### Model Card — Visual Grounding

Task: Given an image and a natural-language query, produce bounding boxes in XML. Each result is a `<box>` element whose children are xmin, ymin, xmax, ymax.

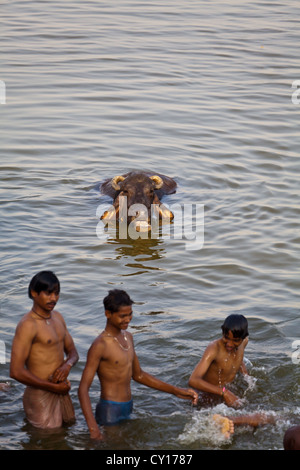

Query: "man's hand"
<box><xmin>51</xmin><ymin>379</ymin><xmax>71</xmax><ymax>395</ymax></box>
<box><xmin>174</xmin><ymin>387</ymin><xmax>198</xmax><ymax>405</ymax></box>
<box><xmin>51</xmin><ymin>362</ymin><xmax>72</xmax><ymax>384</ymax></box>
<box><xmin>90</xmin><ymin>427</ymin><xmax>104</xmax><ymax>441</ymax></box>
<box><xmin>223</xmin><ymin>389</ymin><xmax>242</xmax><ymax>408</ymax></box>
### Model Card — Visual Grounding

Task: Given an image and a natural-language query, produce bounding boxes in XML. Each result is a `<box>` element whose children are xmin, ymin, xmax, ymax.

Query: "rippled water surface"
<box><xmin>1</xmin><ymin>0</ymin><xmax>299</xmax><ymax>450</ymax></box>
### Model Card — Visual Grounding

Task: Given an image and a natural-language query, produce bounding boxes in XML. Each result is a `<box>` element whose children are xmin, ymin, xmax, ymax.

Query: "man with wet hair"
<box><xmin>189</xmin><ymin>314</ymin><xmax>249</xmax><ymax>408</ymax></box>
<box><xmin>189</xmin><ymin>314</ymin><xmax>274</xmax><ymax>437</ymax></box>
<box><xmin>221</xmin><ymin>314</ymin><xmax>249</xmax><ymax>342</ymax></box>
<box><xmin>78</xmin><ymin>289</ymin><xmax>198</xmax><ymax>440</ymax></box>
<box><xmin>10</xmin><ymin>271</ymin><xmax>79</xmax><ymax>429</ymax></box>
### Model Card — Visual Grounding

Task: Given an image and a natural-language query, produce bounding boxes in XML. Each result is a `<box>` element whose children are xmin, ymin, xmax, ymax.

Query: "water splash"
<box><xmin>243</xmin><ymin>373</ymin><xmax>257</xmax><ymax>392</ymax></box>
<box><xmin>178</xmin><ymin>403</ymin><xmax>292</xmax><ymax>449</ymax></box>
<box><xmin>178</xmin><ymin>404</ymin><xmax>234</xmax><ymax>447</ymax></box>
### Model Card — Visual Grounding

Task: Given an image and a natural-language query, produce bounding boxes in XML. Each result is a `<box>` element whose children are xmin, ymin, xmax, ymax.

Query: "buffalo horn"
<box><xmin>150</xmin><ymin>175</ymin><xmax>163</xmax><ymax>189</ymax></box>
<box><xmin>111</xmin><ymin>175</ymin><xmax>125</xmax><ymax>190</ymax></box>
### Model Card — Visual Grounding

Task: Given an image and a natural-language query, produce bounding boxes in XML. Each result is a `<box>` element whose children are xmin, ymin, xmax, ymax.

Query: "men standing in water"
<box><xmin>78</xmin><ymin>289</ymin><xmax>198</xmax><ymax>440</ymax></box>
<box><xmin>10</xmin><ymin>271</ymin><xmax>79</xmax><ymax>429</ymax></box>
<box><xmin>189</xmin><ymin>314</ymin><xmax>273</xmax><ymax>436</ymax></box>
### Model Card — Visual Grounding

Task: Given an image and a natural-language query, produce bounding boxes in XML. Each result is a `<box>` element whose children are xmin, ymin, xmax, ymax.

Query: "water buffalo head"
<box><xmin>100</xmin><ymin>171</ymin><xmax>177</xmax><ymax>232</ymax></box>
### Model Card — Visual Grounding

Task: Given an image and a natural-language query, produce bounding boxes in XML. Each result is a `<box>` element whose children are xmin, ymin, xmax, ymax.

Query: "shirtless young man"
<box><xmin>78</xmin><ymin>289</ymin><xmax>198</xmax><ymax>440</ymax></box>
<box><xmin>189</xmin><ymin>314</ymin><xmax>273</xmax><ymax>436</ymax></box>
<box><xmin>189</xmin><ymin>314</ymin><xmax>249</xmax><ymax>408</ymax></box>
<box><xmin>10</xmin><ymin>271</ymin><xmax>79</xmax><ymax>429</ymax></box>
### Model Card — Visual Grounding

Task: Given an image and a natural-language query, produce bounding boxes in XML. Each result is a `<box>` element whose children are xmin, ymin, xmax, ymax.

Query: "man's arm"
<box><xmin>51</xmin><ymin>315</ymin><xmax>79</xmax><ymax>384</ymax></box>
<box><xmin>132</xmin><ymin>351</ymin><xmax>198</xmax><ymax>405</ymax></box>
<box><xmin>10</xmin><ymin>320</ymin><xmax>70</xmax><ymax>394</ymax></box>
<box><xmin>239</xmin><ymin>361</ymin><xmax>248</xmax><ymax>376</ymax></box>
<box><xmin>78</xmin><ymin>341</ymin><xmax>104</xmax><ymax>440</ymax></box>
<box><xmin>188</xmin><ymin>343</ymin><xmax>222</xmax><ymax>395</ymax></box>
<box><xmin>239</xmin><ymin>338</ymin><xmax>249</xmax><ymax>376</ymax></box>
<box><xmin>188</xmin><ymin>343</ymin><xmax>240</xmax><ymax>407</ymax></box>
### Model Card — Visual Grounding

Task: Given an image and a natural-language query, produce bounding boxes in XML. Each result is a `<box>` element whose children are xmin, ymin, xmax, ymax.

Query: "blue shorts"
<box><xmin>95</xmin><ymin>398</ymin><xmax>133</xmax><ymax>426</ymax></box>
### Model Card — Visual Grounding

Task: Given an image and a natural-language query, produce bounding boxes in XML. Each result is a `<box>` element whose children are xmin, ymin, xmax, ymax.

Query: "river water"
<box><xmin>0</xmin><ymin>0</ymin><xmax>299</xmax><ymax>451</ymax></box>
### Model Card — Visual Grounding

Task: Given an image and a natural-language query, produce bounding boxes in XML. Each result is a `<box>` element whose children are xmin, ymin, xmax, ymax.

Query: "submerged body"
<box><xmin>189</xmin><ymin>332</ymin><xmax>248</xmax><ymax>407</ymax></box>
<box><xmin>100</xmin><ymin>171</ymin><xmax>177</xmax><ymax>232</ymax></box>
<box><xmin>189</xmin><ymin>315</ymin><xmax>275</xmax><ymax>435</ymax></box>
<box><xmin>78</xmin><ymin>290</ymin><xmax>198</xmax><ymax>440</ymax></box>
<box><xmin>10</xmin><ymin>271</ymin><xmax>78</xmax><ymax>429</ymax></box>
<box><xmin>94</xmin><ymin>328</ymin><xmax>135</xmax><ymax>403</ymax></box>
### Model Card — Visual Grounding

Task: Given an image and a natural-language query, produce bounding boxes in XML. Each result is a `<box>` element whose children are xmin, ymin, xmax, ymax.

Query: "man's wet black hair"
<box><xmin>221</xmin><ymin>314</ymin><xmax>249</xmax><ymax>339</ymax></box>
<box><xmin>28</xmin><ymin>271</ymin><xmax>60</xmax><ymax>299</ymax></box>
<box><xmin>103</xmin><ymin>289</ymin><xmax>134</xmax><ymax>313</ymax></box>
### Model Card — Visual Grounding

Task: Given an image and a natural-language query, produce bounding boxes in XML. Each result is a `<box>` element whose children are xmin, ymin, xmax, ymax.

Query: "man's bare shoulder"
<box><xmin>88</xmin><ymin>332</ymin><xmax>109</xmax><ymax>352</ymax></box>
<box><xmin>93</xmin><ymin>331</ymin><xmax>106</xmax><ymax>344</ymax></box>
<box><xmin>51</xmin><ymin>309</ymin><xmax>65</xmax><ymax>324</ymax></box>
<box><xmin>16</xmin><ymin>311</ymin><xmax>37</xmax><ymax>330</ymax></box>
<box><xmin>13</xmin><ymin>312</ymin><xmax>38</xmax><ymax>344</ymax></box>
<box><xmin>125</xmin><ymin>330</ymin><xmax>134</xmax><ymax>343</ymax></box>
<box><xmin>197</xmin><ymin>339</ymin><xmax>220</xmax><ymax>364</ymax></box>
<box><xmin>204</xmin><ymin>339</ymin><xmax>220</xmax><ymax>355</ymax></box>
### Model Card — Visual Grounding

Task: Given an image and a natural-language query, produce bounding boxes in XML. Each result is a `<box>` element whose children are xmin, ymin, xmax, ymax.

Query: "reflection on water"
<box><xmin>96</xmin><ymin>218</ymin><xmax>168</xmax><ymax>275</ymax></box>
<box><xmin>110</xmin><ymin>237</ymin><xmax>166</xmax><ymax>276</ymax></box>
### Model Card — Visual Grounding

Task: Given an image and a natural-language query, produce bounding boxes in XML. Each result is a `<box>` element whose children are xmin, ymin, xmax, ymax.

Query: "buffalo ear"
<box><xmin>150</xmin><ymin>175</ymin><xmax>163</xmax><ymax>189</ymax></box>
<box><xmin>111</xmin><ymin>175</ymin><xmax>125</xmax><ymax>190</ymax></box>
